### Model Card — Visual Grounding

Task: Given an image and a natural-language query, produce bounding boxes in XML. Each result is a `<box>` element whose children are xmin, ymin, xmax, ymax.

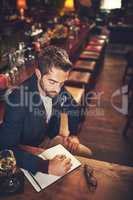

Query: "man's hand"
<box><xmin>48</xmin><ymin>155</ymin><xmax>72</xmax><ymax>176</ymax></box>
<box><xmin>67</xmin><ymin>136</ymin><xmax>80</xmax><ymax>153</ymax></box>
<box><xmin>60</xmin><ymin>136</ymin><xmax>80</xmax><ymax>153</ymax></box>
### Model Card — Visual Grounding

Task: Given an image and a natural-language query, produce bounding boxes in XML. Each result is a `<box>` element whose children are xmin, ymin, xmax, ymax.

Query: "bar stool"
<box><xmin>65</xmin><ymin>71</ymin><xmax>91</xmax><ymax>88</ymax></box>
<box><xmin>65</xmin><ymin>86</ymin><xmax>85</xmax><ymax>105</ymax></box>
<box><xmin>123</xmin><ymin>93</ymin><xmax>133</xmax><ymax>138</ymax></box>
<box><xmin>122</xmin><ymin>76</ymin><xmax>133</xmax><ymax>137</ymax></box>
<box><xmin>122</xmin><ymin>50</ymin><xmax>133</xmax><ymax>85</ymax></box>
<box><xmin>85</xmin><ymin>35</ymin><xmax>106</xmax><ymax>52</ymax></box>
<box><xmin>93</xmin><ymin>35</ymin><xmax>108</xmax><ymax>41</ymax></box>
<box><xmin>65</xmin><ymin>86</ymin><xmax>86</xmax><ymax>123</ymax></box>
<box><xmin>73</xmin><ymin>60</ymin><xmax>96</xmax><ymax>73</ymax></box>
<box><xmin>73</xmin><ymin>60</ymin><xmax>97</xmax><ymax>90</ymax></box>
<box><xmin>81</xmin><ymin>34</ymin><xmax>108</xmax><ymax>69</ymax></box>
<box><xmin>89</xmin><ymin>36</ymin><xmax>107</xmax><ymax>49</ymax></box>
<box><xmin>79</xmin><ymin>51</ymin><xmax>100</xmax><ymax>61</ymax></box>
<box><xmin>89</xmin><ymin>40</ymin><xmax>105</xmax><ymax>46</ymax></box>
<box><xmin>84</xmin><ymin>45</ymin><xmax>103</xmax><ymax>53</ymax></box>
<box><xmin>78</xmin><ymin>49</ymin><xmax>101</xmax><ymax>81</ymax></box>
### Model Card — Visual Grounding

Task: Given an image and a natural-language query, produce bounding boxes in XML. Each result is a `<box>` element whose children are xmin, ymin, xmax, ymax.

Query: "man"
<box><xmin>0</xmin><ymin>46</ymin><xmax>91</xmax><ymax>176</ymax></box>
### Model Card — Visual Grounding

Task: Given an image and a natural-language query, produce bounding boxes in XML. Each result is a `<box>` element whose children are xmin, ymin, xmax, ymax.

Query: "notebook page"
<box><xmin>21</xmin><ymin>144</ymin><xmax>81</xmax><ymax>192</ymax></box>
<box><xmin>40</xmin><ymin>144</ymin><xmax>81</xmax><ymax>171</ymax></box>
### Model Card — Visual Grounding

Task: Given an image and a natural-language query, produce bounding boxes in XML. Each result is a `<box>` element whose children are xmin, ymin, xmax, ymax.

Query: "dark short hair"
<box><xmin>36</xmin><ymin>46</ymin><xmax>72</xmax><ymax>75</ymax></box>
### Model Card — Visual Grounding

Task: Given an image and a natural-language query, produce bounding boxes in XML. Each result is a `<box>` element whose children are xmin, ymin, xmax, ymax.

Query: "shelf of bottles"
<box><xmin>0</xmin><ymin>2</ymin><xmax>92</xmax><ymax>93</ymax></box>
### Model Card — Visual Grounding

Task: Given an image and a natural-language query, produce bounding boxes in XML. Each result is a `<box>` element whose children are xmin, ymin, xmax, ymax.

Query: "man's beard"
<box><xmin>45</xmin><ymin>90</ymin><xmax>58</xmax><ymax>98</ymax></box>
<box><xmin>39</xmin><ymin>79</ymin><xmax>58</xmax><ymax>98</ymax></box>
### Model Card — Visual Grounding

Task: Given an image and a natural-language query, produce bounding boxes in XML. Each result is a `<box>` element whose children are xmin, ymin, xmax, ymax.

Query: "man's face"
<box><xmin>39</xmin><ymin>67</ymin><xmax>69</xmax><ymax>98</ymax></box>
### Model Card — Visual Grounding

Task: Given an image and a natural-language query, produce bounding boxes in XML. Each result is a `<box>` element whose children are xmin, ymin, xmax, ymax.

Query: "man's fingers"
<box><xmin>70</xmin><ymin>143</ymin><xmax>76</xmax><ymax>153</ymax></box>
<box><xmin>68</xmin><ymin>141</ymin><xmax>73</xmax><ymax>151</ymax></box>
<box><xmin>58</xmin><ymin>155</ymin><xmax>66</xmax><ymax>159</ymax></box>
<box><xmin>75</xmin><ymin>143</ymin><xmax>79</xmax><ymax>151</ymax></box>
<box><xmin>68</xmin><ymin>141</ymin><xmax>78</xmax><ymax>152</ymax></box>
<box><xmin>68</xmin><ymin>136</ymin><xmax>80</xmax><ymax>145</ymax></box>
<box><xmin>63</xmin><ymin>137</ymin><xmax>69</xmax><ymax>147</ymax></box>
<box><xmin>65</xmin><ymin>163</ymin><xmax>72</xmax><ymax>172</ymax></box>
<box><xmin>63</xmin><ymin>158</ymin><xmax>71</xmax><ymax>165</ymax></box>
<box><xmin>54</xmin><ymin>155</ymin><xmax>66</xmax><ymax>160</ymax></box>
<box><xmin>72</xmin><ymin>143</ymin><xmax>79</xmax><ymax>152</ymax></box>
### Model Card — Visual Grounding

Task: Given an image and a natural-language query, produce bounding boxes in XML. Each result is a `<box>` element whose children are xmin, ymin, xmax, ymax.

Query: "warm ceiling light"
<box><xmin>16</xmin><ymin>0</ymin><xmax>27</xmax><ymax>19</ymax></box>
<box><xmin>17</xmin><ymin>0</ymin><xmax>27</xmax><ymax>9</ymax></box>
<box><xmin>64</xmin><ymin>0</ymin><xmax>75</xmax><ymax>12</ymax></box>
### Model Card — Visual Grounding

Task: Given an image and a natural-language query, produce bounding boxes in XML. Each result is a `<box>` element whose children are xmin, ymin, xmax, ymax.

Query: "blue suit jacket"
<box><xmin>0</xmin><ymin>74</ymin><xmax>80</xmax><ymax>173</ymax></box>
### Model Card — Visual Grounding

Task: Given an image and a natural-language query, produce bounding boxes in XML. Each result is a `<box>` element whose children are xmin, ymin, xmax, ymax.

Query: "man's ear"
<box><xmin>35</xmin><ymin>68</ymin><xmax>41</xmax><ymax>80</ymax></box>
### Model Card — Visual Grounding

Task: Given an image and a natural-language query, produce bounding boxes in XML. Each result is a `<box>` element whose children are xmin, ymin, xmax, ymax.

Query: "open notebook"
<box><xmin>21</xmin><ymin>144</ymin><xmax>81</xmax><ymax>192</ymax></box>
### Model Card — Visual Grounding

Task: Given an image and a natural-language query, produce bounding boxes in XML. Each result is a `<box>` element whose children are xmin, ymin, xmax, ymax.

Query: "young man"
<box><xmin>0</xmin><ymin>46</ymin><xmax>91</xmax><ymax>176</ymax></box>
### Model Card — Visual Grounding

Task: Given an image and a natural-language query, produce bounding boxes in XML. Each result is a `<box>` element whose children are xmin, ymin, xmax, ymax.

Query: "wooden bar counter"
<box><xmin>6</xmin><ymin>156</ymin><xmax>133</xmax><ymax>200</ymax></box>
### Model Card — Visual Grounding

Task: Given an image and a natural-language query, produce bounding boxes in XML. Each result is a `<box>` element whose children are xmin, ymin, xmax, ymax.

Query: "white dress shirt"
<box><xmin>40</xmin><ymin>94</ymin><xmax>52</xmax><ymax>123</ymax></box>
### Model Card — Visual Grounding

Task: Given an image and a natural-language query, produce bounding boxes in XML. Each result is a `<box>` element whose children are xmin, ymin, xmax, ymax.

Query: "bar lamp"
<box><xmin>64</xmin><ymin>0</ymin><xmax>75</xmax><ymax>12</ymax></box>
<box><xmin>16</xmin><ymin>0</ymin><xmax>27</xmax><ymax>20</ymax></box>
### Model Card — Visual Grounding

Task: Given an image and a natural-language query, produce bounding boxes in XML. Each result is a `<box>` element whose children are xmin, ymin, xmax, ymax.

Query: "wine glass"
<box><xmin>0</xmin><ymin>150</ymin><xmax>21</xmax><ymax>195</ymax></box>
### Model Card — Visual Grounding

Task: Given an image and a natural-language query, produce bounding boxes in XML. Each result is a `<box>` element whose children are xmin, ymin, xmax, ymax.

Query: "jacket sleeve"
<box><xmin>0</xmin><ymin>88</ymin><xmax>48</xmax><ymax>174</ymax></box>
<box><xmin>0</xmin><ymin>88</ymin><xmax>25</xmax><ymax>147</ymax></box>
